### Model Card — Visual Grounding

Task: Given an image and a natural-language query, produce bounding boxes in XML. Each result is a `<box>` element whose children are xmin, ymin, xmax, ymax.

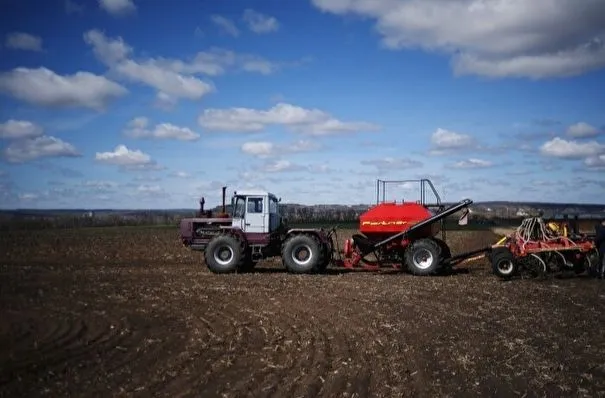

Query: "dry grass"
<box><xmin>1</xmin><ymin>226</ymin><xmax>605</xmax><ymax>397</ymax></box>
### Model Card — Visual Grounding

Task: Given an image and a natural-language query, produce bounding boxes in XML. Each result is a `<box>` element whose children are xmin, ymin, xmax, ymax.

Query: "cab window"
<box><xmin>247</xmin><ymin>197</ymin><xmax>263</xmax><ymax>213</ymax></box>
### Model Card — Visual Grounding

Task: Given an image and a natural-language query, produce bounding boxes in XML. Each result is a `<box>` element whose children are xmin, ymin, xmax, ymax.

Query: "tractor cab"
<box><xmin>230</xmin><ymin>190</ymin><xmax>281</xmax><ymax>234</ymax></box>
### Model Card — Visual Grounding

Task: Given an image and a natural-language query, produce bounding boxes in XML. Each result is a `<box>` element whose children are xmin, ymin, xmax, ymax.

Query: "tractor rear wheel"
<box><xmin>205</xmin><ymin>234</ymin><xmax>246</xmax><ymax>274</ymax></box>
<box><xmin>404</xmin><ymin>238</ymin><xmax>442</xmax><ymax>276</ymax></box>
<box><xmin>490</xmin><ymin>247</ymin><xmax>516</xmax><ymax>279</ymax></box>
<box><xmin>282</xmin><ymin>233</ymin><xmax>324</xmax><ymax>274</ymax></box>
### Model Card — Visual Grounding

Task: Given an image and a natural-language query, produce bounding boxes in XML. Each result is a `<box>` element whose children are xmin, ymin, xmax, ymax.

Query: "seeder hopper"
<box><xmin>334</xmin><ymin>179</ymin><xmax>473</xmax><ymax>275</ymax></box>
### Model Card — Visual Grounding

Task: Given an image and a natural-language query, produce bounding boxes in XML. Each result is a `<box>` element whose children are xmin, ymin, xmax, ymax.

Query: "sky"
<box><xmin>0</xmin><ymin>0</ymin><xmax>604</xmax><ymax>209</ymax></box>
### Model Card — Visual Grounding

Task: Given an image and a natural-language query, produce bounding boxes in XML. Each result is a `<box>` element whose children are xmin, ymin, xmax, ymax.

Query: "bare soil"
<box><xmin>1</xmin><ymin>227</ymin><xmax>605</xmax><ymax>398</ymax></box>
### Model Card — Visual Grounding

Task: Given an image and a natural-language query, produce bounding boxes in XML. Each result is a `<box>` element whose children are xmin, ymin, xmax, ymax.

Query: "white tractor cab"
<box><xmin>230</xmin><ymin>190</ymin><xmax>282</xmax><ymax>234</ymax></box>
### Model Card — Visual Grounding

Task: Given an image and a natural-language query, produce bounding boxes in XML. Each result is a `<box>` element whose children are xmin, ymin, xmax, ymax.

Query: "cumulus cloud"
<box><xmin>260</xmin><ymin>159</ymin><xmax>306</xmax><ymax>173</ymax></box>
<box><xmin>566</xmin><ymin>122</ymin><xmax>600</xmax><ymax>138</ymax></box>
<box><xmin>241</xmin><ymin>139</ymin><xmax>320</xmax><ymax>158</ymax></box>
<box><xmin>360</xmin><ymin>157</ymin><xmax>424</xmax><ymax>171</ymax></box>
<box><xmin>452</xmin><ymin>158</ymin><xmax>493</xmax><ymax>169</ymax></box>
<box><xmin>2</xmin><ymin>136</ymin><xmax>81</xmax><ymax>163</ymax></box>
<box><xmin>4</xmin><ymin>32</ymin><xmax>43</xmax><ymax>51</ymax></box>
<box><xmin>242</xmin><ymin>9</ymin><xmax>280</xmax><ymax>34</ymax></box>
<box><xmin>95</xmin><ymin>144</ymin><xmax>160</xmax><ymax>170</ymax></box>
<box><xmin>211</xmin><ymin>15</ymin><xmax>240</xmax><ymax>37</ymax></box>
<box><xmin>0</xmin><ymin>67</ymin><xmax>127</xmax><ymax>110</ymax></box>
<box><xmin>84</xmin><ymin>29</ymin><xmax>132</xmax><ymax>65</ymax></box>
<box><xmin>584</xmin><ymin>154</ymin><xmax>605</xmax><ymax>170</ymax></box>
<box><xmin>83</xmin><ymin>30</ymin><xmax>286</xmax><ymax>104</ymax></box>
<box><xmin>172</xmin><ymin>171</ymin><xmax>190</xmax><ymax>178</ymax></box>
<box><xmin>429</xmin><ymin>128</ymin><xmax>480</xmax><ymax>155</ymax></box>
<box><xmin>310</xmin><ymin>0</ymin><xmax>605</xmax><ymax>79</ymax></box>
<box><xmin>99</xmin><ymin>0</ymin><xmax>136</xmax><ymax>16</ymax></box>
<box><xmin>123</xmin><ymin>117</ymin><xmax>200</xmax><ymax>141</ymax></box>
<box><xmin>0</xmin><ymin>120</ymin><xmax>43</xmax><ymax>140</ymax></box>
<box><xmin>198</xmin><ymin>102</ymin><xmax>379</xmax><ymax>135</ymax></box>
<box><xmin>83</xmin><ymin>180</ymin><xmax>119</xmax><ymax>192</ymax></box>
<box><xmin>540</xmin><ymin>137</ymin><xmax>605</xmax><ymax>159</ymax></box>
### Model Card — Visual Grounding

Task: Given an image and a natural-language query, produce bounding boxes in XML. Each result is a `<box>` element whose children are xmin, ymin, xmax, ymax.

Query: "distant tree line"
<box><xmin>0</xmin><ymin>204</ymin><xmax>600</xmax><ymax>232</ymax></box>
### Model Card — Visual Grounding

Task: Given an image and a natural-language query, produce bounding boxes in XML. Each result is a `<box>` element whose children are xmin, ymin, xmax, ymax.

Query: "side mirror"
<box><xmin>278</xmin><ymin>197</ymin><xmax>282</xmax><ymax>202</ymax></box>
<box><xmin>458</xmin><ymin>208</ymin><xmax>470</xmax><ymax>226</ymax></box>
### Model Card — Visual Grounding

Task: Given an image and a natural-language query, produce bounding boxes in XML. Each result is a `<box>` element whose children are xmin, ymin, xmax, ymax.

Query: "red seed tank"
<box><xmin>359</xmin><ymin>201</ymin><xmax>441</xmax><ymax>240</ymax></box>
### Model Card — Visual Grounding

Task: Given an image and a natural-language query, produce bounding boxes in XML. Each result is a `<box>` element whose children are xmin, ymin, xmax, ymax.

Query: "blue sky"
<box><xmin>0</xmin><ymin>0</ymin><xmax>604</xmax><ymax>209</ymax></box>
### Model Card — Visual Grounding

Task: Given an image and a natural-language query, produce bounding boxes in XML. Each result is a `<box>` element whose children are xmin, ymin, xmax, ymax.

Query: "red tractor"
<box><xmin>179</xmin><ymin>179</ymin><xmax>474</xmax><ymax>275</ymax></box>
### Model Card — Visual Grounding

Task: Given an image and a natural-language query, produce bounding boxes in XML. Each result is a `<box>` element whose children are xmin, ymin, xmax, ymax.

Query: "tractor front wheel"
<box><xmin>404</xmin><ymin>238</ymin><xmax>442</xmax><ymax>276</ymax></box>
<box><xmin>282</xmin><ymin>234</ymin><xmax>324</xmax><ymax>274</ymax></box>
<box><xmin>205</xmin><ymin>234</ymin><xmax>246</xmax><ymax>274</ymax></box>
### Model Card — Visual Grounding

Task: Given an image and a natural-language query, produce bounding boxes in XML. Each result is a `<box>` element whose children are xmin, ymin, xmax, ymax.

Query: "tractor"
<box><xmin>179</xmin><ymin>179</ymin><xmax>475</xmax><ymax>275</ymax></box>
<box><xmin>179</xmin><ymin>187</ymin><xmax>335</xmax><ymax>274</ymax></box>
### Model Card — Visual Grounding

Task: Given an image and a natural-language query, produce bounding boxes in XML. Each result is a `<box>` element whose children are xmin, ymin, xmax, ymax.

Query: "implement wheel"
<box><xmin>404</xmin><ymin>238</ymin><xmax>442</xmax><ymax>276</ymax></box>
<box><xmin>490</xmin><ymin>247</ymin><xmax>516</xmax><ymax>279</ymax></box>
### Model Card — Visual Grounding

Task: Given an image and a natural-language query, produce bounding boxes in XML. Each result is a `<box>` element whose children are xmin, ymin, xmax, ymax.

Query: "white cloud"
<box><xmin>211</xmin><ymin>15</ymin><xmax>240</xmax><ymax>37</ymax></box>
<box><xmin>84</xmin><ymin>30</ymin><xmax>214</xmax><ymax>101</ymax></box>
<box><xmin>452</xmin><ymin>158</ymin><xmax>493</xmax><ymax>169</ymax></box>
<box><xmin>242</xmin><ymin>9</ymin><xmax>280</xmax><ymax>34</ymax></box>
<box><xmin>83</xmin><ymin>180</ymin><xmax>119</xmax><ymax>191</ymax></box>
<box><xmin>566</xmin><ymin>122</ymin><xmax>600</xmax><ymax>138</ymax></box>
<box><xmin>0</xmin><ymin>120</ymin><xmax>43</xmax><ymax>140</ymax></box>
<box><xmin>83</xmin><ymin>31</ymin><xmax>284</xmax><ymax>103</ymax></box>
<box><xmin>83</xmin><ymin>29</ymin><xmax>132</xmax><ymax>65</ymax></box>
<box><xmin>95</xmin><ymin>145</ymin><xmax>157</xmax><ymax>169</ymax></box>
<box><xmin>0</xmin><ymin>67</ymin><xmax>127</xmax><ymax>110</ymax></box>
<box><xmin>241</xmin><ymin>139</ymin><xmax>319</xmax><ymax>158</ymax></box>
<box><xmin>172</xmin><ymin>171</ymin><xmax>190</xmax><ymax>178</ymax></box>
<box><xmin>585</xmin><ymin>154</ymin><xmax>605</xmax><ymax>170</ymax></box>
<box><xmin>540</xmin><ymin>137</ymin><xmax>605</xmax><ymax>159</ymax></box>
<box><xmin>310</xmin><ymin>0</ymin><xmax>605</xmax><ymax>79</ymax></box>
<box><xmin>99</xmin><ymin>0</ymin><xmax>136</xmax><ymax>16</ymax></box>
<box><xmin>169</xmin><ymin>48</ymin><xmax>281</xmax><ymax>76</ymax></box>
<box><xmin>2</xmin><ymin>136</ymin><xmax>80</xmax><ymax>163</ymax></box>
<box><xmin>123</xmin><ymin>117</ymin><xmax>200</xmax><ymax>141</ymax></box>
<box><xmin>242</xmin><ymin>141</ymin><xmax>274</xmax><ymax>158</ymax></box>
<box><xmin>198</xmin><ymin>102</ymin><xmax>379</xmax><ymax>135</ymax></box>
<box><xmin>360</xmin><ymin>157</ymin><xmax>423</xmax><ymax>171</ymax></box>
<box><xmin>430</xmin><ymin>128</ymin><xmax>476</xmax><ymax>150</ymax></box>
<box><xmin>4</xmin><ymin>32</ymin><xmax>43</xmax><ymax>52</ymax></box>
<box><xmin>114</xmin><ymin>60</ymin><xmax>214</xmax><ymax>101</ymax></box>
<box><xmin>137</xmin><ymin>184</ymin><xmax>163</xmax><ymax>193</ymax></box>
<box><xmin>18</xmin><ymin>193</ymin><xmax>38</xmax><ymax>201</ymax></box>
<box><xmin>261</xmin><ymin>159</ymin><xmax>305</xmax><ymax>173</ymax></box>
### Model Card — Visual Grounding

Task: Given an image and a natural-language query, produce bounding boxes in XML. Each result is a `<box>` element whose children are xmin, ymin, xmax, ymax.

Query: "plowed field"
<box><xmin>1</xmin><ymin>227</ymin><xmax>605</xmax><ymax>397</ymax></box>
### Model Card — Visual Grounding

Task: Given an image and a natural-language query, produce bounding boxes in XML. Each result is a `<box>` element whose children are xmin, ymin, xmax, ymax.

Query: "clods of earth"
<box><xmin>1</xmin><ymin>227</ymin><xmax>605</xmax><ymax>397</ymax></box>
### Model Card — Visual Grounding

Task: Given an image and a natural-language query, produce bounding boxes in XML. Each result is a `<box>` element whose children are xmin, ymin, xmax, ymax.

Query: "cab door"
<box><xmin>244</xmin><ymin>196</ymin><xmax>265</xmax><ymax>233</ymax></box>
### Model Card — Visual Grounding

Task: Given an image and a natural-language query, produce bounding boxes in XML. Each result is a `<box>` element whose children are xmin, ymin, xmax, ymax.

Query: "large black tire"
<box><xmin>490</xmin><ymin>247</ymin><xmax>516</xmax><ymax>279</ymax></box>
<box><xmin>204</xmin><ymin>234</ymin><xmax>246</xmax><ymax>274</ymax></box>
<box><xmin>404</xmin><ymin>238</ymin><xmax>442</xmax><ymax>276</ymax></box>
<box><xmin>282</xmin><ymin>233</ymin><xmax>324</xmax><ymax>274</ymax></box>
<box><xmin>433</xmin><ymin>237</ymin><xmax>452</xmax><ymax>262</ymax></box>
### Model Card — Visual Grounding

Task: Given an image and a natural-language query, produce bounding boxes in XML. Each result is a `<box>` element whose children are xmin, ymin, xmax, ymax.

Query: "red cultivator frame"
<box><xmin>488</xmin><ymin>216</ymin><xmax>599</xmax><ymax>279</ymax></box>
